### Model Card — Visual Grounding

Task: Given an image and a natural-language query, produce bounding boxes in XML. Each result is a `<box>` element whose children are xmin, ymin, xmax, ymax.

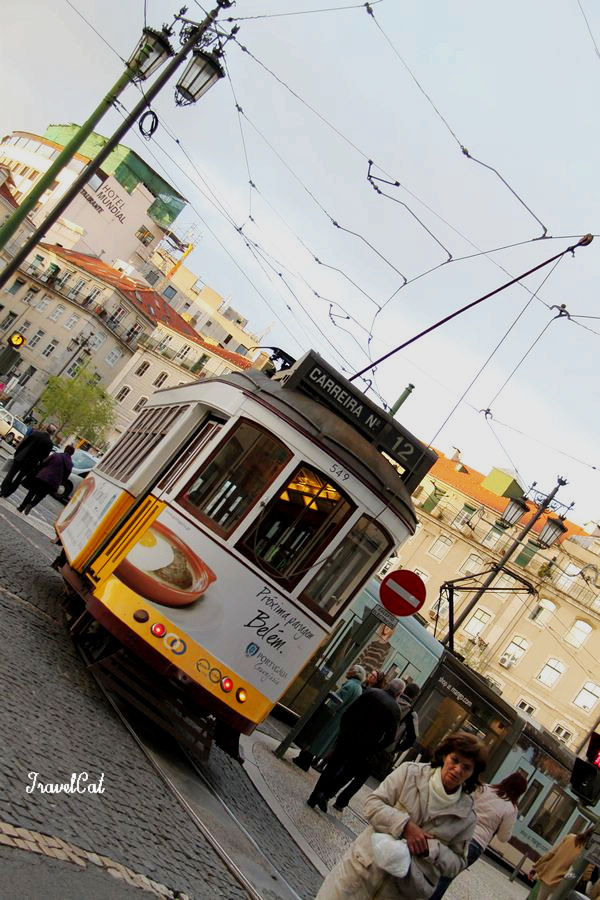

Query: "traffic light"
<box><xmin>8</xmin><ymin>332</ymin><xmax>26</xmax><ymax>348</ymax></box>
<box><xmin>571</xmin><ymin>732</ymin><xmax>600</xmax><ymax>805</ymax></box>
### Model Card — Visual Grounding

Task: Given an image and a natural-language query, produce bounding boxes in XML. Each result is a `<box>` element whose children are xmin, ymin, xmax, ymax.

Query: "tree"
<box><xmin>35</xmin><ymin>367</ymin><xmax>115</xmax><ymax>444</ymax></box>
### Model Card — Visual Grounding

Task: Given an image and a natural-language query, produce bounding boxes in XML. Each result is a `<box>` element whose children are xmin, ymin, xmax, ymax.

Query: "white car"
<box><xmin>0</xmin><ymin>408</ymin><xmax>28</xmax><ymax>446</ymax></box>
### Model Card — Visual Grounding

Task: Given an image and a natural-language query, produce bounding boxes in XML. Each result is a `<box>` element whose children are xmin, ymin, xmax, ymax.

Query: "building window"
<box><xmin>28</xmin><ymin>329</ymin><xmax>45</xmax><ymax>349</ymax></box>
<box><xmin>177</xmin><ymin>344</ymin><xmax>191</xmax><ymax>359</ymax></box>
<box><xmin>153</xmin><ymin>371</ymin><xmax>168</xmax><ymax>388</ymax></box>
<box><xmin>503</xmin><ymin>635</ymin><xmax>528</xmax><ymax>662</ymax></box>
<box><xmin>35</xmin><ymin>295</ymin><xmax>50</xmax><ymax>312</ymax></box>
<box><xmin>482</xmin><ymin>524</ymin><xmax>507</xmax><ymax>548</ymax></box>
<box><xmin>105</xmin><ymin>348</ymin><xmax>123</xmax><ymax>368</ymax></box>
<box><xmin>163</xmin><ymin>285</ymin><xmax>177</xmax><ymax>300</ymax></box>
<box><xmin>459</xmin><ymin>553</ymin><xmax>484</xmax><ymax>576</ymax></box>
<box><xmin>464</xmin><ymin>608</ymin><xmax>492</xmax><ymax>637</ymax></box>
<box><xmin>136</xmin><ymin>225</ymin><xmax>154</xmax><ymax>246</ymax></box>
<box><xmin>452</xmin><ymin>504</ymin><xmax>477</xmax><ymax>529</ymax></box>
<box><xmin>64</xmin><ymin>313</ymin><xmax>80</xmax><ymax>330</ymax></box>
<box><xmin>495</xmin><ymin>573</ymin><xmax>519</xmax><ymax>596</ymax></box>
<box><xmin>529</xmin><ymin>598</ymin><xmax>556</xmax><ymax>626</ymax></box>
<box><xmin>515</xmin><ymin>539</ymin><xmax>539</xmax><ymax>568</ymax></box>
<box><xmin>428</xmin><ymin>534</ymin><xmax>453</xmax><ymax>560</ymax></box>
<box><xmin>429</xmin><ymin>595</ymin><xmax>449</xmax><ymax>621</ymax></box>
<box><xmin>87</xmin><ymin>333</ymin><xmax>106</xmax><ymax>351</ymax></box>
<box><xmin>552</xmin><ymin>725</ymin><xmax>573</xmax><ymax>745</ymax></box>
<box><xmin>23</xmin><ymin>288</ymin><xmax>39</xmax><ymax>305</ymax></box>
<box><xmin>413</xmin><ymin>568</ymin><xmax>430</xmax><ymax>582</ymax></box>
<box><xmin>135</xmin><ymin>361</ymin><xmax>150</xmax><ymax>377</ymax></box>
<box><xmin>421</xmin><ymin>488</ymin><xmax>446</xmax><ymax>513</ymax></box>
<box><xmin>517</xmin><ymin>699</ymin><xmax>536</xmax><ymax>716</ymax></box>
<box><xmin>574</xmin><ymin>682</ymin><xmax>600</xmax><ymax>712</ymax></box>
<box><xmin>8</xmin><ymin>278</ymin><xmax>25</xmax><ymax>295</ymax></box>
<box><xmin>556</xmin><ymin>563</ymin><xmax>580</xmax><ymax>593</ymax></box>
<box><xmin>115</xmin><ymin>386</ymin><xmax>130</xmax><ymax>403</ymax></box>
<box><xmin>20</xmin><ymin>320</ymin><xmax>31</xmax><ymax>333</ymax></box>
<box><xmin>48</xmin><ymin>303</ymin><xmax>65</xmax><ymax>322</ymax></box>
<box><xmin>67</xmin><ymin>278</ymin><xmax>86</xmax><ymax>299</ymax></box>
<box><xmin>565</xmin><ymin>619</ymin><xmax>592</xmax><ymax>648</ymax></box>
<box><xmin>537</xmin><ymin>658</ymin><xmax>565</xmax><ymax>688</ymax></box>
<box><xmin>85</xmin><ymin>287</ymin><xmax>102</xmax><ymax>304</ymax></box>
<box><xmin>65</xmin><ymin>356</ymin><xmax>84</xmax><ymax>378</ymax></box>
<box><xmin>41</xmin><ymin>339</ymin><xmax>59</xmax><ymax>358</ymax></box>
<box><xmin>0</xmin><ymin>311</ymin><xmax>17</xmax><ymax>331</ymax></box>
<box><xmin>132</xmin><ymin>396</ymin><xmax>148</xmax><ymax>413</ymax></box>
<box><xmin>145</xmin><ymin>271</ymin><xmax>160</xmax><ymax>286</ymax></box>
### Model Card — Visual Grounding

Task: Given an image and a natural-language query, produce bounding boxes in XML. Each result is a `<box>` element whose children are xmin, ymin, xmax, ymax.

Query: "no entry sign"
<box><xmin>380</xmin><ymin>569</ymin><xmax>427</xmax><ymax>617</ymax></box>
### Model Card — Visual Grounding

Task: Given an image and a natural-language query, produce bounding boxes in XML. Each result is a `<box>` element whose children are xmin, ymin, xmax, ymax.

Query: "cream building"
<box><xmin>384</xmin><ymin>450</ymin><xmax>600</xmax><ymax>752</ymax></box>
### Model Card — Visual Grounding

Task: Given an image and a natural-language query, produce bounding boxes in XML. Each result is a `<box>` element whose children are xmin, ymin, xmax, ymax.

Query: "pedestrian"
<box><xmin>429</xmin><ymin>771</ymin><xmax>528</xmax><ymax>898</ymax></box>
<box><xmin>293</xmin><ymin>666</ymin><xmax>366</xmax><ymax>772</ymax></box>
<box><xmin>529</xmin><ymin>828</ymin><xmax>594</xmax><ymax>900</ymax></box>
<box><xmin>307</xmin><ymin>679</ymin><xmax>406</xmax><ymax>813</ymax></box>
<box><xmin>17</xmin><ymin>444</ymin><xmax>74</xmax><ymax>515</ymax></box>
<box><xmin>316</xmin><ymin>731</ymin><xmax>487</xmax><ymax>899</ymax></box>
<box><xmin>332</xmin><ymin>682</ymin><xmax>422</xmax><ymax>812</ymax></box>
<box><xmin>0</xmin><ymin>423</ymin><xmax>57</xmax><ymax>498</ymax></box>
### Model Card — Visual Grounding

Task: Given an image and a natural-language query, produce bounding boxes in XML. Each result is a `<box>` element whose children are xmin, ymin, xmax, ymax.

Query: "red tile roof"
<box><xmin>429</xmin><ymin>452</ymin><xmax>585</xmax><ymax>544</ymax></box>
<box><xmin>41</xmin><ymin>245</ymin><xmax>252</xmax><ymax>370</ymax></box>
<box><xmin>0</xmin><ymin>182</ymin><xmax>18</xmax><ymax>210</ymax></box>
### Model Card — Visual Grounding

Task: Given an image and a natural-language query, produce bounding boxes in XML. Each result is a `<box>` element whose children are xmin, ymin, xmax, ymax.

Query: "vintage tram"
<box><xmin>55</xmin><ymin>351</ymin><xmax>436</xmax><ymax>755</ymax></box>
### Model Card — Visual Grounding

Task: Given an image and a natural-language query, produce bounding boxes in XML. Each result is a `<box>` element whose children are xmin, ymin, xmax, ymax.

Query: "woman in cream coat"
<box><xmin>316</xmin><ymin>732</ymin><xmax>487</xmax><ymax>900</ymax></box>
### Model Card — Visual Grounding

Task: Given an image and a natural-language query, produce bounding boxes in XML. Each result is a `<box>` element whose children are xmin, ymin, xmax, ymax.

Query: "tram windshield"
<box><xmin>238</xmin><ymin>465</ymin><xmax>355</xmax><ymax>589</ymax></box>
<box><xmin>301</xmin><ymin>515</ymin><xmax>393</xmax><ymax>621</ymax></box>
<box><xmin>178</xmin><ymin>420</ymin><xmax>292</xmax><ymax>536</ymax></box>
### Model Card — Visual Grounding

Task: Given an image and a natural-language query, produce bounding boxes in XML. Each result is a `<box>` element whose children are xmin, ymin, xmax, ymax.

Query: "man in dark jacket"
<box><xmin>0</xmin><ymin>423</ymin><xmax>57</xmax><ymax>498</ymax></box>
<box><xmin>307</xmin><ymin>679</ymin><xmax>404</xmax><ymax>813</ymax></box>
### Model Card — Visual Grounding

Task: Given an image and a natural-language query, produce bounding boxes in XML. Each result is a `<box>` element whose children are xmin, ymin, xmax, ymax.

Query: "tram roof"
<box><xmin>212</xmin><ymin>368</ymin><xmax>419</xmax><ymax>530</ymax></box>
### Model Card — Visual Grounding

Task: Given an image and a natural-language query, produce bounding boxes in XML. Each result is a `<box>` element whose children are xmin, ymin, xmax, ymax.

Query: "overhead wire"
<box><xmin>576</xmin><ymin>0</ymin><xmax>600</xmax><ymax>59</ymax></box>
<box><xmin>226</xmin><ymin>1</ymin><xmax>384</xmax><ymax>21</ymax></box>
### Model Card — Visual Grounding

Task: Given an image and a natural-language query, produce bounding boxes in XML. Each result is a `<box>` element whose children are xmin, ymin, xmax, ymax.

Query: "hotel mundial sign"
<box><xmin>278</xmin><ymin>351</ymin><xmax>437</xmax><ymax>491</ymax></box>
<box><xmin>79</xmin><ymin>175</ymin><xmax>140</xmax><ymax>227</ymax></box>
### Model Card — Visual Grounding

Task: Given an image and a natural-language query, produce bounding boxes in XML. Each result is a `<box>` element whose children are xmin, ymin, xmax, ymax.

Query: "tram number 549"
<box><xmin>329</xmin><ymin>463</ymin><xmax>350</xmax><ymax>482</ymax></box>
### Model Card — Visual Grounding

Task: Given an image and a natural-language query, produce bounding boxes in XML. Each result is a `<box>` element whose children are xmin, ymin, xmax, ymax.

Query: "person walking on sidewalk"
<box><xmin>529</xmin><ymin>828</ymin><xmax>594</xmax><ymax>900</ymax></box>
<box><xmin>17</xmin><ymin>445</ymin><xmax>74</xmax><ymax>515</ymax></box>
<box><xmin>293</xmin><ymin>666</ymin><xmax>366</xmax><ymax>772</ymax></box>
<box><xmin>429</xmin><ymin>771</ymin><xmax>527</xmax><ymax>898</ymax></box>
<box><xmin>307</xmin><ymin>679</ymin><xmax>405</xmax><ymax>813</ymax></box>
<box><xmin>316</xmin><ymin>731</ymin><xmax>487</xmax><ymax>899</ymax></box>
<box><xmin>0</xmin><ymin>423</ymin><xmax>57</xmax><ymax>498</ymax></box>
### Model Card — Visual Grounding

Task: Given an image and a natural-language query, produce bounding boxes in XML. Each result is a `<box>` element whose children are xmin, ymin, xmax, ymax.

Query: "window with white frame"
<box><xmin>48</xmin><ymin>304</ymin><xmax>65</xmax><ymax>322</ymax></box>
<box><xmin>452</xmin><ymin>504</ymin><xmax>477</xmax><ymax>529</ymax></box>
<box><xmin>482</xmin><ymin>525</ymin><xmax>507</xmax><ymax>548</ymax></box>
<box><xmin>556</xmin><ymin>563</ymin><xmax>580</xmax><ymax>593</ymax></box>
<box><xmin>503</xmin><ymin>635</ymin><xmax>528</xmax><ymax>662</ymax></box>
<box><xmin>413</xmin><ymin>568</ymin><xmax>429</xmax><ymax>582</ymax></box>
<box><xmin>105</xmin><ymin>348</ymin><xmax>123</xmax><ymax>368</ymax></box>
<box><xmin>495</xmin><ymin>573</ymin><xmax>519</xmax><ymax>595</ymax></box>
<box><xmin>86</xmin><ymin>333</ymin><xmax>105</xmax><ymax>352</ymax></box>
<box><xmin>135</xmin><ymin>361</ymin><xmax>150</xmax><ymax>377</ymax></box>
<box><xmin>20</xmin><ymin>320</ymin><xmax>31</xmax><ymax>334</ymax></box>
<box><xmin>517</xmin><ymin>699</ymin><xmax>536</xmax><ymax>716</ymax></box>
<box><xmin>428</xmin><ymin>534</ymin><xmax>453</xmax><ymax>560</ymax></box>
<box><xmin>429</xmin><ymin>595</ymin><xmax>449</xmax><ymax>621</ymax></box>
<box><xmin>64</xmin><ymin>313</ymin><xmax>80</xmax><ymax>330</ymax></box>
<box><xmin>28</xmin><ymin>329</ymin><xmax>45</xmax><ymax>348</ymax></box>
<box><xmin>0</xmin><ymin>311</ymin><xmax>17</xmax><ymax>331</ymax></box>
<box><xmin>86</xmin><ymin>287</ymin><xmax>102</xmax><ymax>304</ymax></box>
<box><xmin>459</xmin><ymin>553</ymin><xmax>484</xmax><ymax>576</ymax></box>
<box><xmin>537</xmin><ymin>658</ymin><xmax>565</xmax><ymax>688</ymax></box>
<box><xmin>115</xmin><ymin>386</ymin><xmax>130</xmax><ymax>403</ymax></box>
<box><xmin>552</xmin><ymin>725</ymin><xmax>573</xmax><ymax>745</ymax></box>
<box><xmin>36</xmin><ymin>295</ymin><xmax>50</xmax><ymax>312</ymax></box>
<box><xmin>574</xmin><ymin>682</ymin><xmax>600</xmax><ymax>712</ymax></box>
<box><xmin>132</xmin><ymin>396</ymin><xmax>148</xmax><ymax>413</ymax></box>
<box><xmin>565</xmin><ymin>620</ymin><xmax>592</xmax><ymax>648</ymax></box>
<box><xmin>41</xmin><ymin>339</ymin><xmax>59</xmax><ymax>358</ymax></box>
<box><xmin>23</xmin><ymin>288</ymin><xmax>39</xmax><ymax>305</ymax></box>
<box><xmin>65</xmin><ymin>356</ymin><xmax>84</xmax><ymax>378</ymax></box>
<box><xmin>67</xmin><ymin>278</ymin><xmax>86</xmax><ymax>299</ymax></box>
<box><xmin>177</xmin><ymin>344</ymin><xmax>192</xmax><ymax>359</ymax></box>
<box><xmin>153</xmin><ymin>371</ymin><xmax>168</xmax><ymax>388</ymax></box>
<box><xmin>464</xmin><ymin>608</ymin><xmax>492</xmax><ymax>637</ymax></box>
<box><xmin>529</xmin><ymin>597</ymin><xmax>556</xmax><ymax>626</ymax></box>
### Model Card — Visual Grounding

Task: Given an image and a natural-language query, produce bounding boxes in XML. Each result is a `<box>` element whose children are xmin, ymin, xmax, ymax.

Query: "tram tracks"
<box><xmin>80</xmin><ymin>643</ymin><xmax>303</xmax><ymax>900</ymax></box>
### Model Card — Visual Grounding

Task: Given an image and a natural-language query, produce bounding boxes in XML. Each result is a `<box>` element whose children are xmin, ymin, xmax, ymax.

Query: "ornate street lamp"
<box><xmin>127</xmin><ymin>28</ymin><xmax>174</xmax><ymax>81</ymax></box>
<box><xmin>539</xmin><ymin>515</ymin><xmax>568</xmax><ymax>549</ymax></box>
<box><xmin>175</xmin><ymin>50</ymin><xmax>224</xmax><ymax>106</ymax></box>
<box><xmin>499</xmin><ymin>496</ymin><xmax>529</xmax><ymax>528</ymax></box>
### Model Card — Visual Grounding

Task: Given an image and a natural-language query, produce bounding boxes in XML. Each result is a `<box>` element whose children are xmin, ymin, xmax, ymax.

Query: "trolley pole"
<box><xmin>274</xmin><ymin>606</ymin><xmax>392</xmax><ymax>759</ymax></box>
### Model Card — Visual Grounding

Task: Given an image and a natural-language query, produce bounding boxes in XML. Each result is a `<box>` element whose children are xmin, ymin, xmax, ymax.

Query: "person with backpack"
<box><xmin>17</xmin><ymin>444</ymin><xmax>74</xmax><ymax>515</ymax></box>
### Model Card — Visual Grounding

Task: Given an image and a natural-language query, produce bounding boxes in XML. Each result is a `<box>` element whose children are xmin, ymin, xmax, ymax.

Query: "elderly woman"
<box><xmin>316</xmin><ymin>731</ymin><xmax>487</xmax><ymax>900</ymax></box>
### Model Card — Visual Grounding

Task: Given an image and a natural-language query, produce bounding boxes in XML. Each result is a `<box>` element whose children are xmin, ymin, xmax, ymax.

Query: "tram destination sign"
<box><xmin>277</xmin><ymin>351</ymin><xmax>437</xmax><ymax>490</ymax></box>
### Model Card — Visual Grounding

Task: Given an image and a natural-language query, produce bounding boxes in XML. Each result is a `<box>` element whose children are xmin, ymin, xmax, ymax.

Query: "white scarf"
<box><xmin>428</xmin><ymin>766</ymin><xmax>462</xmax><ymax>815</ymax></box>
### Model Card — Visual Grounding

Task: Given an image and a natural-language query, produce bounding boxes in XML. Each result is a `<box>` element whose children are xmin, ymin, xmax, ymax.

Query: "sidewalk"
<box><xmin>243</xmin><ymin>727</ymin><xmax>529</xmax><ymax>899</ymax></box>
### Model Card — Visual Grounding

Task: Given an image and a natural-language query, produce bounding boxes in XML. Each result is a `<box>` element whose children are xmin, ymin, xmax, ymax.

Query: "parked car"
<box><xmin>54</xmin><ymin>449</ymin><xmax>99</xmax><ymax>502</ymax></box>
<box><xmin>0</xmin><ymin>409</ymin><xmax>28</xmax><ymax>446</ymax></box>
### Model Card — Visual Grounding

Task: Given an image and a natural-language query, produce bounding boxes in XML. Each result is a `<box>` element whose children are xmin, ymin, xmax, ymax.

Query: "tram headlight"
<box><xmin>236</xmin><ymin>688</ymin><xmax>247</xmax><ymax>704</ymax></box>
<box><xmin>221</xmin><ymin>676</ymin><xmax>234</xmax><ymax>693</ymax></box>
<box><xmin>151</xmin><ymin>622</ymin><xmax>166</xmax><ymax>637</ymax></box>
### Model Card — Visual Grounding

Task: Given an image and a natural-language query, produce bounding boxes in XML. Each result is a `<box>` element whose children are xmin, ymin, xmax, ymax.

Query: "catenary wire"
<box><xmin>576</xmin><ymin>0</ymin><xmax>600</xmax><ymax>59</ymax></box>
<box><xmin>226</xmin><ymin>1</ymin><xmax>384</xmax><ymax>21</ymax></box>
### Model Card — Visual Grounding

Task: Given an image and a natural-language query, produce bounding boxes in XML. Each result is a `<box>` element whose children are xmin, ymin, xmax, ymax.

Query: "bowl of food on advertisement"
<box><xmin>115</xmin><ymin>521</ymin><xmax>216</xmax><ymax>607</ymax></box>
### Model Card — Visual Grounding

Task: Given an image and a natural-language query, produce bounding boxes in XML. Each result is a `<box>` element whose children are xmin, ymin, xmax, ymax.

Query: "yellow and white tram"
<box><xmin>55</xmin><ymin>351</ymin><xmax>436</xmax><ymax>751</ymax></box>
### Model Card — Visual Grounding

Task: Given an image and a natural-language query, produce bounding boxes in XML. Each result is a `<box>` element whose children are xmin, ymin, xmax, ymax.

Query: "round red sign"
<box><xmin>379</xmin><ymin>569</ymin><xmax>427</xmax><ymax>617</ymax></box>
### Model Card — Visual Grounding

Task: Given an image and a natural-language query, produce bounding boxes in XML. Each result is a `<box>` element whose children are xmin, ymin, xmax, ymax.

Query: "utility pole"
<box><xmin>441</xmin><ymin>477</ymin><xmax>567</xmax><ymax>645</ymax></box>
<box><xmin>0</xmin><ymin>2</ymin><xmax>230</xmax><ymax>291</ymax></box>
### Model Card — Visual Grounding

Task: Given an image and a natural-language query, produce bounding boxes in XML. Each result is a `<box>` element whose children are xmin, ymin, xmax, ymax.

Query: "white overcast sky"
<box><xmin>3</xmin><ymin>0</ymin><xmax>600</xmax><ymax>521</ymax></box>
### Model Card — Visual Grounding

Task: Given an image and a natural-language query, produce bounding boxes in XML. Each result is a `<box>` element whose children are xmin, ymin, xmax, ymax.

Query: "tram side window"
<box><xmin>301</xmin><ymin>515</ymin><xmax>393</xmax><ymax>622</ymax></box>
<box><xmin>177</xmin><ymin>420</ymin><xmax>292</xmax><ymax>537</ymax></box>
<box><xmin>237</xmin><ymin>464</ymin><xmax>355</xmax><ymax>589</ymax></box>
<box><xmin>529</xmin><ymin>787</ymin><xmax>576</xmax><ymax>845</ymax></box>
<box><xmin>519</xmin><ymin>779</ymin><xmax>544</xmax><ymax>816</ymax></box>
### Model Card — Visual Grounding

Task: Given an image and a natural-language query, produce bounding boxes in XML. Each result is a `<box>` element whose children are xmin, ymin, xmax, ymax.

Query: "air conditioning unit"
<box><xmin>499</xmin><ymin>652</ymin><xmax>516</xmax><ymax>668</ymax></box>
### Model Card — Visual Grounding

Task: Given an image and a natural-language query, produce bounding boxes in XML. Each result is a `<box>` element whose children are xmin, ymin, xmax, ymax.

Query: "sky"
<box><xmin>2</xmin><ymin>0</ymin><xmax>600</xmax><ymax>522</ymax></box>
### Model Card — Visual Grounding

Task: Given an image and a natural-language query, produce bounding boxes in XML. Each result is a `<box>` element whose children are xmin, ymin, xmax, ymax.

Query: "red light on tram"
<box><xmin>151</xmin><ymin>623</ymin><xmax>166</xmax><ymax>638</ymax></box>
<box><xmin>221</xmin><ymin>677</ymin><xmax>234</xmax><ymax>693</ymax></box>
<box><xmin>236</xmin><ymin>688</ymin><xmax>247</xmax><ymax>704</ymax></box>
